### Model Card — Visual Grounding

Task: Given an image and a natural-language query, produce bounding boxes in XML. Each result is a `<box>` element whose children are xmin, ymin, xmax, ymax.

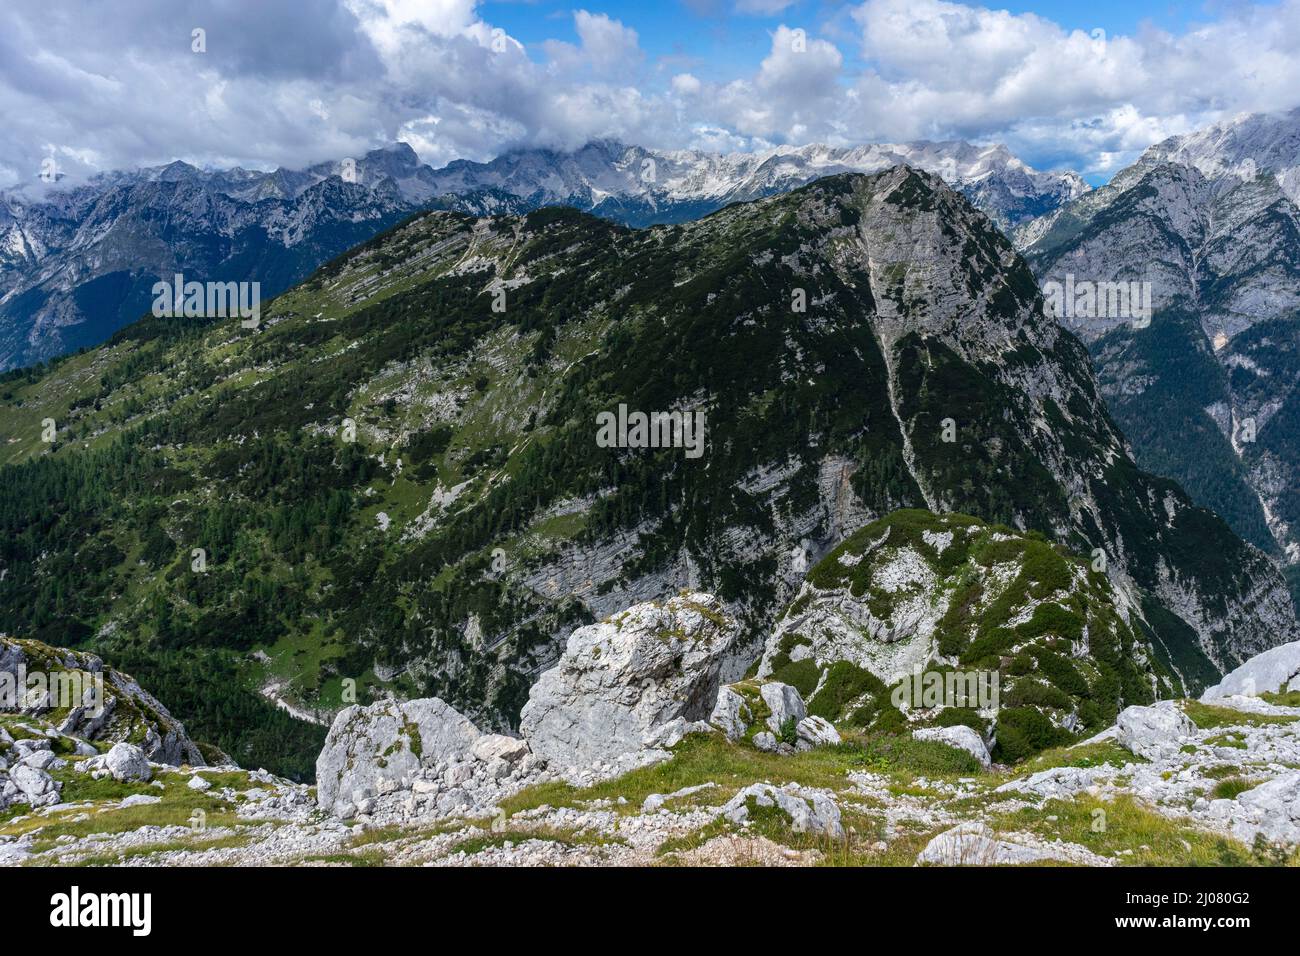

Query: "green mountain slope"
<box><xmin>0</xmin><ymin>168</ymin><xmax>1292</xmax><ymax>777</ymax></box>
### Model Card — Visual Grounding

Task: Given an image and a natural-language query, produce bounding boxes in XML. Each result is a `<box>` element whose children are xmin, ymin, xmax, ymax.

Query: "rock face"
<box><xmin>1021</xmin><ymin>108</ymin><xmax>1300</xmax><ymax>606</ymax></box>
<box><xmin>708</xmin><ymin>687</ymin><xmax>751</xmax><ymax>740</ymax></box>
<box><xmin>1116</xmin><ymin>702</ymin><xmax>1197</xmax><ymax>760</ymax></box>
<box><xmin>760</xmin><ymin>682</ymin><xmax>806</xmax><ymax>734</ymax></box>
<box><xmin>316</xmin><ymin>697</ymin><xmax>484</xmax><ymax>818</ymax></box>
<box><xmin>519</xmin><ymin>594</ymin><xmax>743</xmax><ymax>772</ymax></box>
<box><xmin>1202</xmin><ymin>640</ymin><xmax>1300</xmax><ymax>700</ymax></box>
<box><xmin>0</xmin><ymin>637</ymin><xmax>204</xmax><ymax>766</ymax></box>
<box><xmin>913</xmin><ymin>726</ymin><xmax>992</xmax><ymax>769</ymax></box>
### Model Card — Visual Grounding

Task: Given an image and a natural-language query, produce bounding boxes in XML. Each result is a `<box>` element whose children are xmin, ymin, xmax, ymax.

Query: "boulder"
<box><xmin>1116</xmin><ymin>701</ymin><xmax>1196</xmax><ymax>760</ymax></box>
<box><xmin>796</xmin><ymin>716</ymin><xmax>841</xmax><ymax>749</ymax></box>
<box><xmin>1233</xmin><ymin>772</ymin><xmax>1300</xmax><ymax>847</ymax></box>
<box><xmin>709</xmin><ymin>686</ymin><xmax>751</xmax><ymax>740</ymax></box>
<box><xmin>8</xmin><ymin>764</ymin><xmax>61</xmax><ymax>807</ymax></box>
<box><xmin>916</xmin><ymin>821</ymin><xmax>1099</xmax><ymax>866</ymax></box>
<box><xmin>721</xmin><ymin>783</ymin><xmax>844</xmax><ymax>839</ymax></box>
<box><xmin>995</xmin><ymin>765</ymin><xmax>1103</xmax><ymax>799</ymax></box>
<box><xmin>16</xmin><ymin>749</ymin><xmax>64</xmax><ymax>772</ymax></box>
<box><xmin>104</xmin><ymin>742</ymin><xmax>152</xmax><ymax>782</ymax></box>
<box><xmin>470</xmin><ymin>734</ymin><xmax>530</xmax><ymax>765</ymax></box>
<box><xmin>761</xmin><ymin>682</ymin><xmax>807</xmax><ymax>734</ymax></box>
<box><xmin>912</xmin><ymin>725</ymin><xmax>992</xmax><ymax>769</ymax></box>
<box><xmin>316</xmin><ymin>697</ymin><xmax>482</xmax><ymax>817</ymax></box>
<box><xmin>519</xmin><ymin>593</ymin><xmax>742</xmax><ymax>771</ymax></box>
<box><xmin>1202</xmin><ymin>641</ymin><xmax>1300</xmax><ymax>701</ymax></box>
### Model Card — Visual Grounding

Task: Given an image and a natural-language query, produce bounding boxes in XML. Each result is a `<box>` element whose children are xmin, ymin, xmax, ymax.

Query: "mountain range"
<box><xmin>1</xmin><ymin>166</ymin><xmax>1290</xmax><ymax>776</ymax></box>
<box><xmin>1021</xmin><ymin>108</ymin><xmax>1300</xmax><ymax>607</ymax></box>
<box><xmin>0</xmin><ymin>139</ymin><xmax>1085</xmax><ymax>372</ymax></box>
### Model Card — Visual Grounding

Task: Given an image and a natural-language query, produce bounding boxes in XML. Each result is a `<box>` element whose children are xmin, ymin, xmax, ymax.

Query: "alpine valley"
<box><xmin>1</xmin><ymin>166</ymin><xmax>1294</xmax><ymax>783</ymax></box>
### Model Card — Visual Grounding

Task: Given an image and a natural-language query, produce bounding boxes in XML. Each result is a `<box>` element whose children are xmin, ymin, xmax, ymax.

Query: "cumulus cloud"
<box><xmin>2</xmin><ymin>0</ymin><xmax>1300</xmax><ymax>190</ymax></box>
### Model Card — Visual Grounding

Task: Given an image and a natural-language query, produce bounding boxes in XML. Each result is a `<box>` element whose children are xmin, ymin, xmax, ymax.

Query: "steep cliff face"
<box><xmin>1021</xmin><ymin>110</ymin><xmax>1300</xmax><ymax>605</ymax></box>
<box><xmin>0</xmin><ymin>167</ymin><xmax>1290</xmax><ymax>773</ymax></box>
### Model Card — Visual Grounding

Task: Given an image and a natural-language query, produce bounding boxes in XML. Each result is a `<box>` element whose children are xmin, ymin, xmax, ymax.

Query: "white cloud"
<box><xmin>3</xmin><ymin>0</ymin><xmax>1300</xmax><ymax>189</ymax></box>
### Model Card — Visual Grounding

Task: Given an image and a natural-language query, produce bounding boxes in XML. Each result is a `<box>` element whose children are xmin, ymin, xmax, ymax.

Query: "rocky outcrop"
<box><xmin>721</xmin><ymin>783</ymin><xmax>845</xmax><ymax>840</ymax></box>
<box><xmin>1202</xmin><ymin>640</ymin><xmax>1300</xmax><ymax>700</ymax></box>
<box><xmin>519</xmin><ymin>593</ymin><xmax>742</xmax><ymax>772</ymax></box>
<box><xmin>0</xmin><ymin>637</ymin><xmax>204</xmax><ymax>766</ymax></box>
<box><xmin>756</xmin><ymin>510</ymin><xmax>1163</xmax><ymax>753</ymax></box>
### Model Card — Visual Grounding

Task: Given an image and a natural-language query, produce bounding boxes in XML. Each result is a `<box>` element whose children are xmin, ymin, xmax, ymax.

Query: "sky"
<box><xmin>3</xmin><ymin>0</ymin><xmax>1299</xmax><ymax>191</ymax></box>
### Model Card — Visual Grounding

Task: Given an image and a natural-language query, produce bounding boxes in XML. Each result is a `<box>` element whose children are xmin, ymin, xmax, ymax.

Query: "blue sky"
<box><xmin>1</xmin><ymin>1</ymin><xmax>1297</xmax><ymax>189</ymax></box>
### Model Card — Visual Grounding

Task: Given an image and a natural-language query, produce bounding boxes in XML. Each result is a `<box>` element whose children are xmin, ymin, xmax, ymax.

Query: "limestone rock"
<box><xmin>470</xmin><ymin>734</ymin><xmax>530</xmax><ymax>765</ymax></box>
<box><xmin>796</xmin><ymin>716</ymin><xmax>841</xmax><ymax>749</ymax></box>
<box><xmin>0</xmin><ymin>637</ymin><xmax>204</xmax><ymax>766</ymax></box>
<box><xmin>913</xmin><ymin>725</ymin><xmax>992</xmax><ymax>769</ymax></box>
<box><xmin>721</xmin><ymin>783</ymin><xmax>844</xmax><ymax>839</ymax></box>
<box><xmin>1233</xmin><ymin>772</ymin><xmax>1300</xmax><ymax>847</ymax></box>
<box><xmin>1116</xmin><ymin>701</ymin><xmax>1196</xmax><ymax>760</ymax></box>
<box><xmin>708</xmin><ymin>686</ymin><xmax>751</xmax><ymax>740</ymax></box>
<box><xmin>316</xmin><ymin>697</ymin><xmax>481</xmax><ymax>816</ymax></box>
<box><xmin>519</xmin><ymin>593</ymin><xmax>742</xmax><ymax>771</ymax></box>
<box><xmin>761</xmin><ymin>682</ymin><xmax>807</xmax><ymax>735</ymax></box>
<box><xmin>917</xmin><ymin>821</ymin><xmax>1105</xmax><ymax>866</ymax></box>
<box><xmin>104</xmin><ymin>742</ymin><xmax>152</xmax><ymax>782</ymax></box>
<box><xmin>8</xmin><ymin>764</ymin><xmax>61</xmax><ymax>806</ymax></box>
<box><xmin>1202</xmin><ymin>640</ymin><xmax>1300</xmax><ymax>701</ymax></box>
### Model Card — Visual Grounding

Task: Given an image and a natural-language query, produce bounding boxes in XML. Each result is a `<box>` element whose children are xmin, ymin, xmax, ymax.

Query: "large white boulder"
<box><xmin>912</xmin><ymin>725</ymin><xmax>992</xmax><ymax>769</ymax></box>
<box><xmin>8</xmin><ymin>764</ymin><xmax>61</xmax><ymax>806</ymax></box>
<box><xmin>316</xmin><ymin>697</ymin><xmax>482</xmax><ymax>817</ymax></box>
<box><xmin>104</xmin><ymin>742</ymin><xmax>152</xmax><ymax>782</ymax></box>
<box><xmin>1202</xmin><ymin>640</ymin><xmax>1300</xmax><ymax>701</ymax></box>
<box><xmin>1234</xmin><ymin>772</ymin><xmax>1300</xmax><ymax>847</ymax></box>
<box><xmin>1116</xmin><ymin>701</ymin><xmax>1196</xmax><ymax>760</ymax></box>
<box><xmin>519</xmin><ymin>593</ymin><xmax>742</xmax><ymax>771</ymax></box>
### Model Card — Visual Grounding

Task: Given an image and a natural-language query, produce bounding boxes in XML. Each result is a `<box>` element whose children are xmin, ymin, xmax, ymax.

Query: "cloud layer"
<box><xmin>4</xmin><ymin>0</ymin><xmax>1300</xmax><ymax>189</ymax></box>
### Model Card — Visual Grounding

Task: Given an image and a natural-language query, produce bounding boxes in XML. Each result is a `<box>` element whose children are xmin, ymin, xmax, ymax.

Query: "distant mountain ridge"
<box><xmin>0</xmin><ymin>139</ymin><xmax>1086</xmax><ymax>372</ymax></box>
<box><xmin>1021</xmin><ymin>108</ymin><xmax>1300</xmax><ymax>605</ymax></box>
